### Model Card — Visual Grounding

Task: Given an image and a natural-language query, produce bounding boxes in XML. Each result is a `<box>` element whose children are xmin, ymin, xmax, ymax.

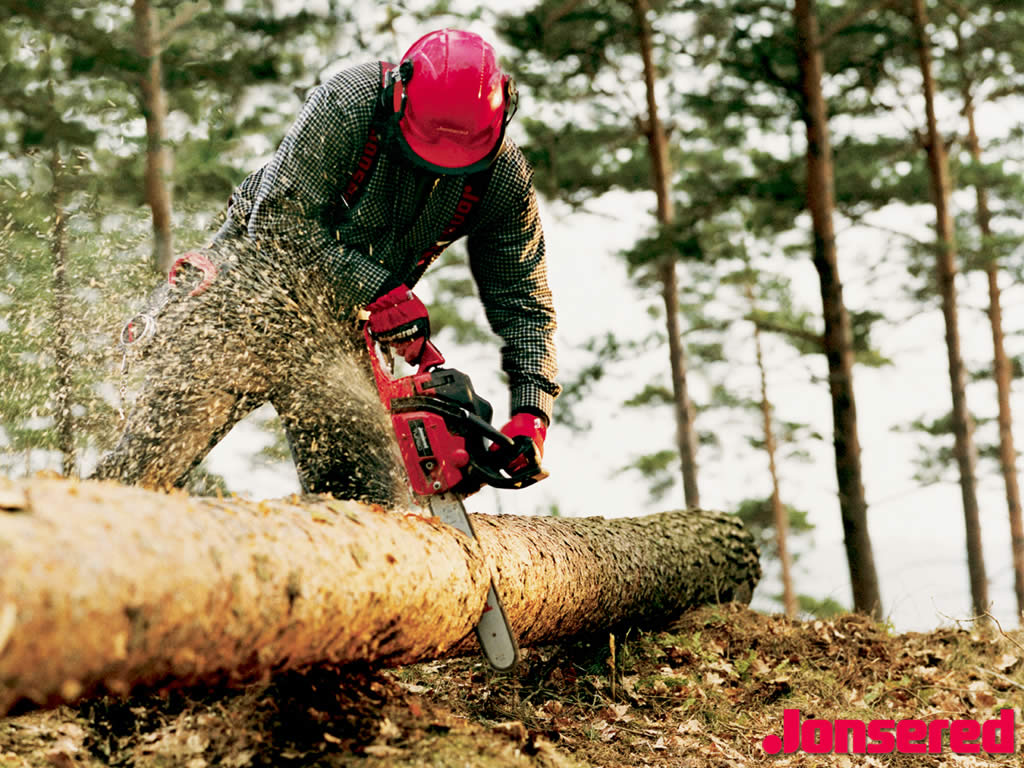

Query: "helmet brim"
<box><xmin>395</xmin><ymin>116</ymin><xmax>505</xmax><ymax>175</ymax></box>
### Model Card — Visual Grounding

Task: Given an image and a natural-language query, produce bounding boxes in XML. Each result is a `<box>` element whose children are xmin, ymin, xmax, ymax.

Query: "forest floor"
<box><xmin>1</xmin><ymin>603</ymin><xmax>1023</xmax><ymax>767</ymax></box>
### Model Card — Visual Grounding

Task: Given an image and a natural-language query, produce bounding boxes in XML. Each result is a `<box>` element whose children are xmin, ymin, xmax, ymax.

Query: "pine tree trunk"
<box><xmin>632</xmin><ymin>0</ymin><xmax>701</xmax><ymax>508</ymax></box>
<box><xmin>984</xmin><ymin>257</ymin><xmax>1023</xmax><ymax>620</ymax></box>
<box><xmin>911</xmin><ymin>0</ymin><xmax>988</xmax><ymax>618</ymax></box>
<box><xmin>0</xmin><ymin>476</ymin><xmax>760</xmax><ymax>716</ymax></box>
<box><xmin>133</xmin><ymin>0</ymin><xmax>174</xmax><ymax>273</ymax></box>
<box><xmin>792</xmin><ymin>0</ymin><xmax>881</xmax><ymax>618</ymax></box>
<box><xmin>745</xmin><ymin>283</ymin><xmax>796</xmax><ymax>617</ymax></box>
<box><xmin>49</xmin><ymin>148</ymin><xmax>75</xmax><ymax>477</ymax></box>
<box><xmin>956</xmin><ymin>36</ymin><xmax>1024</xmax><ymax>621</ymax></box>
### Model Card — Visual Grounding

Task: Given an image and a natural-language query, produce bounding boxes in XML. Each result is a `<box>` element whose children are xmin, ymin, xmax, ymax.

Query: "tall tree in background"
<box><xmin>632</xmin><ymin>0</ymin><xmax>700</xmax><ymax>507</ymax></box>
<box><xmin>791</xmin><ymin>0</ymin><xmax>880</xmax><ymax>617</ymax></box>
<box><xmin>743</xmin><ymin>275</ymin><xmax>796</xmax><ymax>616</ymax></box>
<box><xmin>947</xmin><ymin>1</ymin><xmax>1024</xmax><ymax>621</ymax></box>
<box><xmin>499</xmin><ymin>0</ymin><xmax>704</xmax><ymax>508</ymax></box>
<box><xmin>37</xmin><ymin>42</ymin><xmax>77</xmax><ymax>477</ymax></box>
<box><xmin>909</xmin><ymin>0</ymin><xmax>988</xmax><ymax>617</ymax></box>
<box><xmin>132</xmin><ymin>0</ymin><xmax>174</xmax><ymax>273</ymax></box>
<box><xmin>49</xmin><ymin>146</ymin><xmax>75</xmax><ymax>475</ymax></box>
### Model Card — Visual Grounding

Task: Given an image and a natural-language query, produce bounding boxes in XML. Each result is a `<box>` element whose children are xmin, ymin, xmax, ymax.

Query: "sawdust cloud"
<box><xmin>93</xmin><ymin>235</ymin><xmax>414</xmax><ymax>509</ymax></box>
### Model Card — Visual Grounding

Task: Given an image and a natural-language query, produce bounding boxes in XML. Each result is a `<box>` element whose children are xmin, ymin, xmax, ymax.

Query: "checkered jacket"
<box><xmin>221</xmin><ymin>61</ymin><xmax>559</xmax><ymax>421</ymax></box>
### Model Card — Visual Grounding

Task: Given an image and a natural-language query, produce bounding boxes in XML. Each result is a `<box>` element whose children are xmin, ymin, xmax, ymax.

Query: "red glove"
<box><xmin>492</xmin><ymin>412</ymin><xmax>548</xmax><ymax>474</ymax></box>
<box><xmin>366</xmin><ymin>285</ymin><xmax>430</xmax><ymax>363</ymax></box>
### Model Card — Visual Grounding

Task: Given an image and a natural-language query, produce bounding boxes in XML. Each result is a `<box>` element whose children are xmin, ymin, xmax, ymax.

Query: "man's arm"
<box><xmin>246</xmin><ymin>63</ymin><xmax>392</xmax><ymax>309</ymax></box>
<box><xmin>467</xmin><ymin>149</ymin><xmax>560</xmax><ymax>423</ymax></box>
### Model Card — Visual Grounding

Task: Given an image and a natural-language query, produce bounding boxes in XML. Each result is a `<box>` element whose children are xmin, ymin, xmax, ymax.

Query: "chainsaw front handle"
<box><xmin>364</xmin><ymin>325</ymin><xmax>445</xmax><ymax>379</ymax></box>
<box><xmin>413</xmin><ymin>339</ymin><xmax>445</xmax><ymax>371</ymax></box>
<box><xmin>475</xmin><ymin>434</ymin><xmax>548</xmax><ymax>490</ymax></box>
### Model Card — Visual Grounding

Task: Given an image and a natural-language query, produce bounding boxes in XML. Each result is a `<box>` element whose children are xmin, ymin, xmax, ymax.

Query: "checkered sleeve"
<box><xmin>468</xmin><ymin>147</ymin><xmax>560</xmax><ymax>422</ymax></box>
<box><xmin>245</xmin><ymin>63</ymin><xmax>390</xmax><ymax>310</ymax></box>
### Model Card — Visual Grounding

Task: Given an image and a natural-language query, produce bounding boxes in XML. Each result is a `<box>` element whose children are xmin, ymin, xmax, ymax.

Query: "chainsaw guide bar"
<box><xmin>365</xmin><ymin>326</ymin><xmax>535</xmax><ymax>672</ymax></box>
<box><xmin>429</xmin><ymin>492</ymin><xmax>520</xmax><ymax>672</ymax></box>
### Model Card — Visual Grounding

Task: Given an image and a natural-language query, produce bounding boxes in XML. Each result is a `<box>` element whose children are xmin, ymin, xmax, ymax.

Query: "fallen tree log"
<box><xmin>0</xmin><ymin>475</ymin><xmax>760</xmax><ymax>715</ymax></box>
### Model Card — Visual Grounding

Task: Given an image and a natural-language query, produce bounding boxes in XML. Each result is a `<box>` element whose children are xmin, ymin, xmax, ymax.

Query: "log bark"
<box><xmin>0</xmin><ymin>476</ymin><xmax>760</xmax><ymax>715</ymax></box>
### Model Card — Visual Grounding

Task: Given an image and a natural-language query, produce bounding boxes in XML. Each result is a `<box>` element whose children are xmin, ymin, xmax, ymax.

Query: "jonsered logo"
<box><xmin>762</xmin><ymin>708</ymin><xmax>1016</xmax><ymax>755</ymax></box>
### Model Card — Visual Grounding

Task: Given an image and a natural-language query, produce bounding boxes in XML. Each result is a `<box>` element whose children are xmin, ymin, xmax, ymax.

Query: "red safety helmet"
<box><xmin>390</xmin><ymin>29</ymin><xmax>518</xmax><ymax>174</ymax></box>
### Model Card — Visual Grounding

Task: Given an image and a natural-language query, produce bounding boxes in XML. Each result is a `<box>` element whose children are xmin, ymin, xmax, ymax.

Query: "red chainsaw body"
<box><xmin>366</xmin><ymin>327</ymin><xmax>545</xmax><ymax>497</ymax></box>
<box><xmin>392</xmin><ymin>409</ymin><xmax>471</xmax><ymax>496</ymax></box>
<box><xmin>367</xmin><ymin>333</ymin><xmax>476</xmax><ymax>496</ymax></box>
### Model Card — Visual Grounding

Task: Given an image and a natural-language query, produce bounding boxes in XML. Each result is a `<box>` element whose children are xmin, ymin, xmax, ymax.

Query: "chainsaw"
<box><xmin>364</xmin><ymin>326</ymin><xmax>546</xmax><ymax>671</ymax></box>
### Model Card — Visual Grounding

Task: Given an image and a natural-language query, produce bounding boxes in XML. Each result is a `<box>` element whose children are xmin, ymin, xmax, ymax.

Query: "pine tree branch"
<box><xmin>753</xmin><ymin>46</ymin><xmax>803</xmax><ymax>109</ymax></box>
<box><xmin>848</xmin><ymin>217</ymin><xmax>930</xmax><ymax>247</ymax></box>
<box><xmin>159</xmin><ymin>1</ymin><xmax>210</xmax><ymax>47</ymax></box>
<box><xmin>819</xmin><ymin>0</ymin><xmax>898</xmax><ymax>50</ymax></box>
<box><xmin>543</xmin><ymin>0</ymin><xmax>588</xmax><ymax>30</ymax></box>
<box><xmin>985</xmin><ymin>83</ymin><xmax>1024</xmax><ymax>102</ymax></box>
<box><xmin>746</xmin><ymin>314</ymin><xmax>824</xmax><ymax>348</ymax></box>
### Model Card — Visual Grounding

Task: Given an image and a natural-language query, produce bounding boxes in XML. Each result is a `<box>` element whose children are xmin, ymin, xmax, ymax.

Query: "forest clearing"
<box><xmin>5</xmin><ymin>0</ymin><xmax>1024</xmax><ymax>765</ymax></box>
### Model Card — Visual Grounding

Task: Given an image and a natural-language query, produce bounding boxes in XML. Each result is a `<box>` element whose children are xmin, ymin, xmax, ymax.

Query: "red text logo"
<box><xmin>762</xmin><ymin>708</ymin><xmax>1015</xmax><ymax>755</ymax></box>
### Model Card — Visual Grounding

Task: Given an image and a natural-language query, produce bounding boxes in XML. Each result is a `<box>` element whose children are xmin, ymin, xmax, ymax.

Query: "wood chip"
<box><xmin>0</xmin><ymin>604</ymin><xmax>16</xmax><ymax>656</ymax></box>
<box><xmin>0</xmin><ymin>480</ymin><xmax>27</xmax><ymax>512</ymax></box>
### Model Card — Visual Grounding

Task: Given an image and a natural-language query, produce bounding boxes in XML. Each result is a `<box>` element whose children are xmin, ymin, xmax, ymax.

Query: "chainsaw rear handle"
<box><xmin>461</xmin><ymin>407</ymin><xmax>513</xmax><ymax>449</ymax></box>
<box><xmin>389</xmin><ymin>395</ymin><xmax>546</xmax><ymax>493</ymax></box>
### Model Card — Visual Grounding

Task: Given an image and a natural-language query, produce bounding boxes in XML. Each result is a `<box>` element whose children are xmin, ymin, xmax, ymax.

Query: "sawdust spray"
<box><xmin>96</xmin><ymin>233</ymin><xmax>414</xmax><ymax>509</ymax></box>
